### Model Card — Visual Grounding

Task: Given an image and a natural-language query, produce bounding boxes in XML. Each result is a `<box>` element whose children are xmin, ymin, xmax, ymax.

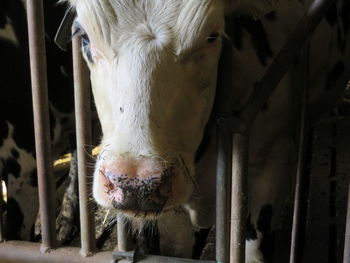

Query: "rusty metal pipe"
<box><xmin>343</xmin><ymin>182</ymin><xmax>350</xmax><ymax>263</ymax></box>
<box><xmin>230</xmin><ymin>134</ymin><xmax>249</xmax><ymax>263</ymax></box>
<box><xmin>26</xmin><ymin>0</ymin><xmax>57</xmax><ymax>251</ymax></box>
<box><xmin>0</xmin><ymin>241</ymin><xmax>111</xmax><ymax>263</ymax></box>
<box><xmin>289</xmin><ymin>46</ymin><xmax>309</xmax><ymax>263</ymax></box>
<box><xmin>72</xmin><ymin>32</ymin><xmax>96</xmax><ymax>256</ymax></box>
<box><xmin>0</xmin><ymin>177</ymin><xmax>3</xmax><ymax>242</ymax></box>
<box><xmin>216</xmin><ymin>126</ymin><xmax>232</xmax><ymax>263</ymax></box>
<box><xmin>0</xmin><ymin>241</ymin><xmax>216</xmax><ymax>263</ymax></box>
<box><xmin>113</xmin><ymin>251</ymin><xmax>215</xmax><ymax>263</ymax></box>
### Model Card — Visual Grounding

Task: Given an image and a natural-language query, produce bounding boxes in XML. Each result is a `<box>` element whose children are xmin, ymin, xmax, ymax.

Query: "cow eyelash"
<box><xmin>73</xmin><ymin>22</ymin><xmax>94</xmax><ymax>63</ymax></box>
<box><xmin>206</xmin><ymin>32</ymin><xmax>220</xmax><ymax>43</ymax></box>
<box><xmin>72</xmin><ymin>22</ymin><xmax>86</xmax><ymax>39</ymax></box>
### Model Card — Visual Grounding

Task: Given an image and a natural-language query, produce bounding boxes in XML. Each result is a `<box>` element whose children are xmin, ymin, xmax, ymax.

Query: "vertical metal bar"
<box><xmin>289</xmin><ymin>46</ymin><xmax>309</xmax><ymax>263</ymax></box>
<box><xmin>216</xmin><ymin>126</ymin><xmax>232</xmax><ymax>263</ymax></box>
<box><xmin>0</xmin><ymin>178</ymin><xmax>3</xmax><ymax>241</ymax></box>
<box><xmin>26</xmin><ymin>0</ymin><xmax>57</xmax><ymax>252</ymax></box>
<box><xmin>230</xmin><ymin>133</ymin><xmax>248</xmax><ymax>263</ymax></box>
<box><xmin>117</xmin><ymin>214</ymin><xmax>133</xmax><ymax>252</ymax></box>
<box><xmin>72</xmin><ymin>32</ymin><xmax>96</xmax><ymax>256</ymax></box>
<box><xmin>344</xmin><ymin>182</ymin><xmax>350</xmax><ymax>263</ymax></box>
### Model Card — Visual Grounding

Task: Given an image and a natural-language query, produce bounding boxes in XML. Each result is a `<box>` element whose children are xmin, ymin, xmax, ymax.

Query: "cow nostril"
<box><xmin>104</xmin><ymin>182</ymin><xmax>114</xmax><ymax>194</ymax></box>
<box><xmin>100</xmin><ymin>164</ymin><xmax>177</xmax><ymax>212</ymax></box>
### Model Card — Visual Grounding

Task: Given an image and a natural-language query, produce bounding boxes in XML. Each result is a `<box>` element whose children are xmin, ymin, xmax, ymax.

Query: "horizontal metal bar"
<box><xmin>0</xmin><ymin>241</ymin><xmax>111</xmax><ymax>263</ymax></box>
<box><xmin>112</xmin><ymin>251</ymin><xmax>215</xmax><ymax>263</ymax></box>
<box><xmin>0</xmin><ymin>242</ymin><xmax>216</xmax><ymax>263</ymax></box>
<box><xmin>117</xmin><ymin>256</ymin><xmax>215</xmax><ymax>263</ymax></box>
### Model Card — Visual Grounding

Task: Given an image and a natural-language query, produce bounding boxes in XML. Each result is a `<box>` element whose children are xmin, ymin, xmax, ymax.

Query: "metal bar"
<box><xmin>289</xmin><ymin>46</ymin><xmax>309</xmax><ymax>263</ymax></box>
<box><xmin>343</xmin><ymin>181</ymin><xmax>350</xmax><ymax>263</ymax></box>
<box><xmin>117</xmin><ymin>214</ymin><xmax>133</xmax><ymax>252</ymax></box>
<box><xmin>113</xmin><ymin>251</ymin><xmax>215</xmax><ymax>263</ymax></box>
<box><xmin>26</xmin><ymin>0</ymin><xmax>57</xmax><ymax>251</ymax></box>
<box><xmin>230</xmin><ymin>134</ymin><xmax>249</xmax><ymax>263</ymax></box>
<box><xmin>0</xmin><ymin>241</ymin><xmax>111</xmax><ymax>263</ymax></box>
<box><xmin>216</xmin><ymin>126</ymin><xmax>232</xmax><ymax>263</ymax></box>
<box><xmin>0</xmin><ymin>177</ymin><xmax>3</xmax><ymax>242</ymax></box>
<box><xmin>0</xmin><ymin>241</ymin><xmax>215</xmax><ymax>263</ymax></box>
<box><xmin>214</xmin><ymin>14</ymin><xmax>235</xmax><ymax>263</ymax></box>
<box><xmin>72</xmin><ymin>32</ymin><xmax>96</xmax><ymax>256</ymax></box>
<box><xmin>240</xmin><ymin>0</ymin><xmax>334</xmax><ymax>125</ymax></box>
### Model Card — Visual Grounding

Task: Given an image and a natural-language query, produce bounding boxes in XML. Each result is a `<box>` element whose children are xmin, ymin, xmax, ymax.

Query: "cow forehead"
<box><xmin>74</xmin><ymin>0</ymin><xmax>224</xmax><ymax>54</ymax></box>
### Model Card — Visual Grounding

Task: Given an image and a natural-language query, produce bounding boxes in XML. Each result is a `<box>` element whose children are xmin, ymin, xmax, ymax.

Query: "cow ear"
<box><xmin>59</xmin><ymin>0</ymin><xmax>78</xmax><ymax>6</ymax></box>
<box><xmin>225</xmin><ymin>0</ymin><xmax>282</xmax><ymax>19</ymax></box>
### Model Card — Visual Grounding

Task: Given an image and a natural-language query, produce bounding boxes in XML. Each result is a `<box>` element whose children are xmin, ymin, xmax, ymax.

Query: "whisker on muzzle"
<box><xmin>178</xmin><ymin>156</ymin><xmax>199</xmax><ymax>193</ymax></box>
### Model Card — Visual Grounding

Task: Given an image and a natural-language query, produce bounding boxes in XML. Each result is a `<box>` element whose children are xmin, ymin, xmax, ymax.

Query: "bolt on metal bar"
<box><xmin>230</xmin><ymin>134</ymin><xmax>249</xmax><ymax>263</ymax></box>
<box><xmin>343</xmin><ymin>181</ymin><xmax>350</xmax><ymax>263</ymax></box>
<box><xmin>26</xmin><ymin>0</ymin><xmax>57</xmax><ymax>251</ymax></box>
<box><xmin>117</xmin><ymin>214</ymin><xmax>133</xmax><ymax>252</ymax></box>
<box><xmin>216</xmin><ymin>126</ymin><xmax>232</xmax><ymax>263</ymax></box>
<box><xmin>72</xmin><ymin>31</ymin><xmax>96</xmax><ymax>256</ymax></box>
<box><xmin>289</xmin><ymin>45</ymin><xmax>309</xmax><ymax>263</ymax></box>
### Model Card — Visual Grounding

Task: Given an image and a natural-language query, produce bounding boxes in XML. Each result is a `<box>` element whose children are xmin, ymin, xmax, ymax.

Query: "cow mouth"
<box><xmin>117</xmin><ymin>206</ymin><xmax>176</xmax><ymax>219</ymax></box>
<box><xmin>109</xmin><ymin>192</ymin><xmax>170</xmax><ymax>215</ymax></box>
<box><xmin>93</xmin><ymin>159</ymin><xmax>194</xmax><ymax>216</ymax></box>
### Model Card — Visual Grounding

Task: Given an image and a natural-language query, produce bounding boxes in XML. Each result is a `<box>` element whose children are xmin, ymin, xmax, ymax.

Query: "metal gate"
<box><xmin>0</xmin><ymin>0</ymin><xmax>349</xmax><ymax>262</ymax></box>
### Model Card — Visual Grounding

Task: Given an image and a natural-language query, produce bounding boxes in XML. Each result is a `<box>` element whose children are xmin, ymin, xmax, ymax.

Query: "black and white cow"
<box><xmin>51</xmin><ymin>0</ymin><xmax>350</xmax><ymax>262</ymax></box>
<box><xmin>0</xmin><ymin>0</ymin><xmax>75</xmax><ymax>241</ymax></box>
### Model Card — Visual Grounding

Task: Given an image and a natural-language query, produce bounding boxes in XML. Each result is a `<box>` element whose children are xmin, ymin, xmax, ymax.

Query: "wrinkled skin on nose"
<box><xmin>105</xmin><ymin>167</ymin><xmax>173</xmax><ymax>213</ymax></box>
<box><xmin>94</xmin><ymin>157</ymin><xmax>193</xmax><ymax>216</ymax></box>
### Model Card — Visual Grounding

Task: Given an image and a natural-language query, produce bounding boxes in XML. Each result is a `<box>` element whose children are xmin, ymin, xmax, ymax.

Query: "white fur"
<box><xmin>246</xmin><ymin>237</ymin><xmax>264</xmax><ymax>263</ymax></box>
<box><xmin>66</xmin><ymin>0</ymin><xmax>350</xmax><ymax>261</ymax></box>
<box><xmin>73</xmin><ymin>0</ymin><xmax>224</xmax><ymax>209</ymax></box>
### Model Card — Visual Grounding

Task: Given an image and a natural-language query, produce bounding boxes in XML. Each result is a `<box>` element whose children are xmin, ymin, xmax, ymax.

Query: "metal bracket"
<box><xmin>112</xmin><ymin>251</ymin><xmax>136</xmax><ymax>263</ymax></box>
<box><xmin>112</xmin><ymin>250</ymin><xmax>147</xmax><ymax>263</ymax></box>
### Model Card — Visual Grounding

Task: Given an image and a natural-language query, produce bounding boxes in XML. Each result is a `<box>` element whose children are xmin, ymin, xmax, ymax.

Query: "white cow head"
<box><xmin>67</xmin><ymin>0</ymin><xmax>233</xmax><ymax>218</ymax></box>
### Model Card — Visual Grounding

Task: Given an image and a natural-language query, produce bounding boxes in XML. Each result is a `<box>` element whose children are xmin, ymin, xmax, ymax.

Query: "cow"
<box><xmin>63</xmin><ymin>0</ymin><xmax>350</xmax><ymax>261</ymax></box>
<box><xmin>0</xmin><ymin>0</ymin><xmax>76</xmax><ymax>241</ymax></box>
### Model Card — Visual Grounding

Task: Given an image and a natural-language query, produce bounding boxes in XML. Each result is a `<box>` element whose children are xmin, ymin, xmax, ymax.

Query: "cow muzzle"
<box><xmin>94</xmin><ymin>157</ymin><xmax>191</xmax><ymax>216</ymax></box>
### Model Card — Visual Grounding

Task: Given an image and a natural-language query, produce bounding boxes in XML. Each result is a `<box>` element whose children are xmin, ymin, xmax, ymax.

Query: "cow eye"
<box><xmin>206</xmin><ymin>32</ymin><xmax>220</xmax><ymax>43</ymax></box>
<box><xmin>81</xmin><ymin>33</ymin><xmax>94</xmax><ymax>63</ymax></box>
<box><xmin>81</xmin><ymin>33</ymin><xmax>90</xmax><ymax>47</ymax></box>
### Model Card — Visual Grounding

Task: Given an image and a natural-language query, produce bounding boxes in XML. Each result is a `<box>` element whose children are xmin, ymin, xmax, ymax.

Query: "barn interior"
<box><xmin>0</xmin><ymin>0</ymin><xmax>350</xmax><ymax>263</ymax></box>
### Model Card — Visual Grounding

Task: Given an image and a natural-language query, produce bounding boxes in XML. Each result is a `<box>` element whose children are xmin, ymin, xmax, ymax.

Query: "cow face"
<box><xmin>70</xmin><ymin>0</ymin><xmax>225</xmax><ymax>217</ymax></box>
